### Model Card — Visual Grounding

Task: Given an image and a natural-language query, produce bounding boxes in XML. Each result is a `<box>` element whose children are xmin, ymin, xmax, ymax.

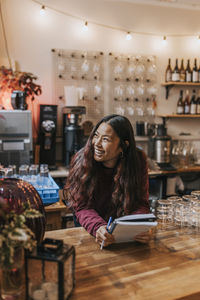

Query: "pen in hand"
<box><xmin>100</xmin><ymin>216</ymin><xmax>112</xmax><ymax>250</ymax></box>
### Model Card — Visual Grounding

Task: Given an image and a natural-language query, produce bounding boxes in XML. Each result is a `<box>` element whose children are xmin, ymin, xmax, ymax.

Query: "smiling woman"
<box><xmin>63</xmin><ymin>114</ymin><xmax>151</xmax><ymax>247</ymax></box>
<box><xmin>92</xmin><ymin>122</ymin><xmax>122</xmax><ymax>168</ymax></box>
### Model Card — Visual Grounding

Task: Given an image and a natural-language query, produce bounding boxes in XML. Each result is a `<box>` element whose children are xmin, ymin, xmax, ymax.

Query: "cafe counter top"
<box><xmin>45</xmin><ymin>225</ymin><xmax>200</xmax><ymax>300</ymax></box>
<box><xmin>50</xmin><ymin>165</ymin><xmax>200</xmax><ymax>178</ymax></box>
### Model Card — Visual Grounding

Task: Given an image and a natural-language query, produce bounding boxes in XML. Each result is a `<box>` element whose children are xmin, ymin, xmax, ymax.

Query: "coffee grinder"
<box><xmin>63</xmin><ymin>106</ymin><xmax>86</xmax><ymax>166</ymax></box>
<box><xmin>38</xmin><ymin>105</ymin><xmax>57</xmax><ymax>169</ymax></box>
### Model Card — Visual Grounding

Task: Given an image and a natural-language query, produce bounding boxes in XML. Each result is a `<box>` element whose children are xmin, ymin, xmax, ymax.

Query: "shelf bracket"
<box><xmin>165</xmin><ymin>84</ymin><xmax>174</xmax><ymax>99</ymax></box>
<box><xmin>161</xmin><ymin>116</ymin><xmax>169</xmax><ymax>127</ymax></box>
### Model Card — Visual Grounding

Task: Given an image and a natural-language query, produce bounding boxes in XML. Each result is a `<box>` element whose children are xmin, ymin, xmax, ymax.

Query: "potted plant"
<box><xmin>0</xmin><ymin>66</ymin><xmax>42</xmax><ymax>110</ymax></box>
<box><xmin>0</xmin><ymin>197</ymin><xmax>42</xmax><ymax>299</ymax></box>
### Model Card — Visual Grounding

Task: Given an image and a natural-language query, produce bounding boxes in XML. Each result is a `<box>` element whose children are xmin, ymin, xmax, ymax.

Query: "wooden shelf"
<box><xmin>161</xmin><ymin>82</ymin><xmax>200</xmax><ymax>99</ymax></box>
<box><xmin>159</xmin><ymin>114</ymin><xmax>200</xmax><ymax>118</ymax></box>
<box><xmin>161</xmin><ymin>82</ymin><xmax>200</xmax><ymax>87</ymax></box>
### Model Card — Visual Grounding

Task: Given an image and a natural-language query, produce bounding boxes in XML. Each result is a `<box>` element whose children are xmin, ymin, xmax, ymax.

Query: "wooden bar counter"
<box><xmin>44</xmin><ymin>225</ymin><xmax>200</xmax><ymax>300</ymax></box>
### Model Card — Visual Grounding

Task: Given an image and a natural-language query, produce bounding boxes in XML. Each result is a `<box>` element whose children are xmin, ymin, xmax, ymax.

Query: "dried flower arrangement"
<box><xmin>0</xmin><ymin>66</ymin><xmax>42</xmax><ymax>109</ymax></box>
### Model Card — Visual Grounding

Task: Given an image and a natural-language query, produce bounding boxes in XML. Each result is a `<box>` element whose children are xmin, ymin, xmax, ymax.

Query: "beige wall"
<box><xmin>1</xmin><ymin>0</ymin><xmax>200</xmax><ymax>142</ymax></box>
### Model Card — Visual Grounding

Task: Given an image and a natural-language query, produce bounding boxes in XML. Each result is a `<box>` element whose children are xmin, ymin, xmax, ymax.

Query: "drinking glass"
<box><xmin>19</xmin><ymin>165</ymin><xmax>29</xmax><ymax>178</ymax></box>
<box><xmin>38</xmin><ymin>164</ymin><xmax>50</xmax><ymax>188</ymax></box>
<box><xmin>191</xmin><ymin>203</ymin><xmax>200</xmax><ymax>230</ymax></box>
<box><xmin>0</xmin><ymin>168</ymin><xmax>13</xmax><ymax>178</ymax></box>
<box><xmin>191</xmin><ymin>190</ymin><xmax>200</xmax><ymax>200</ymax></box>
<box><xmin>8</xmin><ymin>165</ymin><xmax>17</xmax><ymax>177</ymax></box>
<box><xmin>29</xmin><ymin>165</ymin><xmax>39</xmax><ymax>185</ymax></box>
<box><xmin>167</xmin><ymin>196</ymin><xmax>182</xmax><ymax>223</ymax></box>
<box><xmin>182</xmin><ymin>194</ymin><xmax>198</xmax><ymax>203</ymax></box>
<box><xmin>156</xmin><ymin>199</ymin><xmax>172</xmax><ymax>224</ymax></box>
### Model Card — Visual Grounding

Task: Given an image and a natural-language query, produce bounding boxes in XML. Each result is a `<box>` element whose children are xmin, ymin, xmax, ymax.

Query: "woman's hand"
<box><xmin>134</xmin><ymin>229</ymin><xmax>153</xmax><ymax>244</ymax></box>
<box><xmin>96</xmin><ymin>225</ymin><xmax>115</xmax><ymax>247</ymax></box>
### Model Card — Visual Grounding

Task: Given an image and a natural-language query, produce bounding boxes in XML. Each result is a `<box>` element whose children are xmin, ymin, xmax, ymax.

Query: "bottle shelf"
<box><xmin>158</xmin><ymin>114</ymin><xmax>200</xmax><ymax>127</ymax></box>
<box><xmin>159</xmin><ymin>114</ymin><xmax>200</xmax><ymax>118</ymax></box>
<box><xmin>161</xmin><ymin>82</ymin><xmax>200</xmax><ymax>99</ymax></box>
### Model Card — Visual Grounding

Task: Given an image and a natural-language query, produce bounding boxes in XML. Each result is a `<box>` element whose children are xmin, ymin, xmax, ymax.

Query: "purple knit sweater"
<box><xmin>74</xmin><ymin>151</ymin><xmax>150</xmax><ymax>237</ymax></box>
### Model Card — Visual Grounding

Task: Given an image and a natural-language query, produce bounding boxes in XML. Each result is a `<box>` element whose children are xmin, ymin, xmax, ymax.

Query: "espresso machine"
<box><xmin>63</xmin><ymin>106</ymin><xmax>86</xmax><ymax>166</ymax></box>
<box><xmin>148</xmin><ymin>124</ymin><xmax>174</xmax><ymax>170</ymax></box>
<box><xmin>0</xmin><ymin>110</ymin><xmax>32</xmax><ymax>167</ymax></box>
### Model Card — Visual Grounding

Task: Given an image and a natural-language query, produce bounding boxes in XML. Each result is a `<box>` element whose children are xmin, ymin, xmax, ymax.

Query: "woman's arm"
<box><xmin>75</xmin><ymin>205</ymin><xmax>107</xmax><ymax>237</ymax></box>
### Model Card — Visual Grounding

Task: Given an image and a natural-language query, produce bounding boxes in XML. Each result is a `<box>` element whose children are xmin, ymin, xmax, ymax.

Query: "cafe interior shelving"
<box><xmin>161</xmin><ymin>82</ymin><xmax>200</xmax><ymax>99</ymax></box>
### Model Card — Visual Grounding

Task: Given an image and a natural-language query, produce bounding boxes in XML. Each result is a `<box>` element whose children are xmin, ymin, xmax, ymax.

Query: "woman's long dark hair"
<box><xmin>64</xmin><ymin>114</ymin><xmax>145</xmax><ymax>217</ymax></box>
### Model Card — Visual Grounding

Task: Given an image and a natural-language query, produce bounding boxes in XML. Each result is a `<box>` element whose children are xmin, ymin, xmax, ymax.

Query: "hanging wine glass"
<box><xmin>93</xmin><ymin>62</ymin><xmax>101</xmax><ymax>80</ymax></box>
<box><xmin>115</xmin><ymin>105</ymin><xmax>125</xmax><ymax>116</ymax></box>
<box><xmin>126</xmin><ymin>84</ymin><xmax>135</xmax><ymax>101</ymax></box>
<box><xmin>58</xmin><ymin>61</ymin><xmax>65</xmax><ymax>73</ymax></box>
<box><xmin>113</xmin><ymin>63</ymin><xmax>124</xmax><ymax>81</ymax></box>
<box><xmin>126</xmin><ymin>62</ymin><xmax>136</xmax><ymax>81</ymax></box>
<box><xmin>94</xmin><ymin>83</ymin><xmax>102</xmax><ymax>100</ymax></box>
<box><xmin>81</xmin><ymin>60</ymin><xmax>90</xmax><ymax>79</ymax></box>
<box><xmin>126</xmin><ymin>104</ymin><xmax>134</xmax><ymax>117</ymax></box>
<box><xmin>136</xmin><ymin>84</ymin><xmax>145</xmax><ymax>97</ymax></box>
<box><xmin>113</xmin><ymin>84</ymin><xmax>124</xmax><ymax>101</ymax></box>
<box><xmin>147</xmin><ymin>85</ymin><xmax>157</xmax><ymax>96</ymax></box>
<box><xmin>70</xmin><ymin>62</ymin><xmax>77</xmax><ymax>79</ymax></box>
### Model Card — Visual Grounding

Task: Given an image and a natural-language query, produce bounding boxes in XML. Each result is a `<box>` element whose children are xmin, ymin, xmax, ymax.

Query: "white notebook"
<box><xmin>109</xmin><ymin>213</ymin><xmax>157</xmax><ymax>243</ymax></box>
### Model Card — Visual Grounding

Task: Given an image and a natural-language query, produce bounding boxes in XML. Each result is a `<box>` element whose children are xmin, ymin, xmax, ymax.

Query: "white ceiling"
<box><xmin>40</xmin><ymin>0</ymin><xmax>200</xmax><ymax>35</ymax></box>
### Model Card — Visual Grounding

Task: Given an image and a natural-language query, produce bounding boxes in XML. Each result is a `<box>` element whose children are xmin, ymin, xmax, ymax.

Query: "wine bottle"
<box><xmin>192</xmin><ymin>58</ymin><xmax>198</xmax><ymax>83</ymax></box>
<box><xmin>180</xmin><ymin>59</ymin><xmax>186</xmax><ymax>82</ymax></box>
<box><xmin>197</xmin><ymin>92</ymin><xmax>200</xmax><ymax>114</ymax></box>
<box><xmin>190</xmin><ymin>89</ymin><xmax>197</xmax><ymax>114</ymax></box>
<box><xmin>184</xmin><ymin>89</ymin><xmax>190</xmax><ymax>114</ymax></box>
<box><xmin>185</xmin><ymin>59</ymin><xmax>192</xmax><ymax>82</ymax></box>
<box><xmin>165</xmin><ymin>58</ymin><xmax>172</xmax><ymax>82</ymax></box>
<box><xmin>198</xmin><ymin>61</ymin><xmax>200</xmax><ymax>82</ymax></box>
<box><xmin>172</xmin><ymin>58</ymin><xmax>180</xmax><ymax>82</ymax></box>
<box><xmin>176</xmin><ymin>90</ymin><xmax>184</xmax><ymax>115</ymax></box>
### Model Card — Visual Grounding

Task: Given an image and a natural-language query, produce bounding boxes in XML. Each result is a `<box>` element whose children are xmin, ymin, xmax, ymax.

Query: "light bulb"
<box><xmin>82</xmin><ymin>21</ymin><xmax>88</xmax><ymax>32</ymax></box>
<box><xmin>126</xmin><ymin>32</ymin><xmax>132</xmax><ymax>41</ymax></box>
<box><xmin>40</xmin><ymin>5</ymin><xmax>46</xmax><ymax>16</ymax></box>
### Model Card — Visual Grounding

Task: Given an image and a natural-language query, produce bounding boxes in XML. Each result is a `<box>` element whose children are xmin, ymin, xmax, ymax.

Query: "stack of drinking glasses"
<box><xmin>156</xmin><ymin>191</ymin><xmax>200</xmax><ymax>231</ymax></box>
<box><xmin>0</xmin><ymin>164</ymin><xmax>52</xmax><ymax>189</ymax></box>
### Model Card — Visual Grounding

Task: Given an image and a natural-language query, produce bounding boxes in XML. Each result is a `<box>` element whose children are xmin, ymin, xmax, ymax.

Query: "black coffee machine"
<box><xmin>148</xmin><ymin>124</ymin><xmax>175</xmax><ymax>171</ymax></box>
<box><xmin>63</xmin><ymin>106</ymin><xmax>86</xmax><ymax>166</ymax></box>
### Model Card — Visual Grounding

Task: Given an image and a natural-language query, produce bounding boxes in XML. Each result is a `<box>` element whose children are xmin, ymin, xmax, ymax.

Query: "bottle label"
<box><xmin>180</xmin><ymin>73</ymin><xmax>185</xmax><ymax>82</ymax></box>
<box><xmin>166</xmin><ymin>71</ymin><xmax>172</xmax><ymax>82</ymax></box>
<box><xmin>186</xmin><ymin>72</ymin><xmax>192</xmax><ymax>82</ymax></box>
<box><xmin>197</xmin><ymin>105</ymin><xmax>200</xmax><ymax>114</ymax></box>
<box><xmin>172</xmin><ymin>73</ymin><xmax>180</xmax><ymax>81</ymax></box>
<box><xmin>190</xmin><ymin>103</ymin><xmax>197</xmax><ymax>114</ymax></box>
<box><xmin>192</xmin><ymin>71</ymin><xmax>198</xmax><ymax>82</ymax></box>
<box><xmin>177</xmin><ymin>106</ymin><xmax>184</xmax><ymax>114</ymax></box>
<box><xmin>184</xmin><ymin>105</ymin><xmax>190</xmax><ymax>114</ymax></box>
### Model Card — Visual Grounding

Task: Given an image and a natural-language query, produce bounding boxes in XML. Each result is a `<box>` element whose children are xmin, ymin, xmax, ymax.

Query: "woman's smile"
<box><xmin>94</xmin><ymin>148</ymin><xmax>104</xmax><ymax>157</ymax></box>
<box><xmin>92</xmin><ymin>122</ymin><xmax>122</xmax><ymax>168</ymax></box>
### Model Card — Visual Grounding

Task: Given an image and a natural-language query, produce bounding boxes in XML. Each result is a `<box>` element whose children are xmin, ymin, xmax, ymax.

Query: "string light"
<box><xmin>32</xmin><ymin>0</ymin><xmax>200</xmax><ymax>40</ymax></box>
<box><xmin>82</xmin><ymin>21</ymin><xmax>88</xmax><ymax>32</ymax></box>
<box><xmin>40</xmin><ymin>5</ymin><xmax>46</xmax><ymax>16</ymax></box>
<box><xmin>126</xmin><ymin>32</ymin><xmax>132</xmax><ymax>41</ymax></box>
